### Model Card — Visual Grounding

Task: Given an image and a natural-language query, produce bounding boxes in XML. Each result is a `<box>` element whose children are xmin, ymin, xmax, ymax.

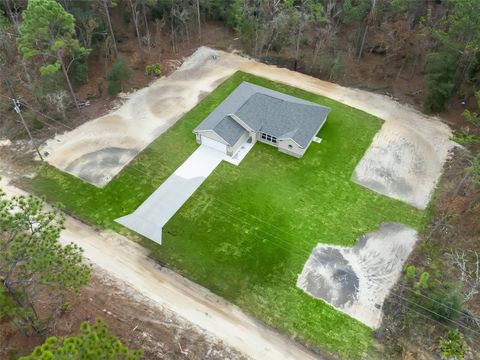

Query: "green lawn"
<box><xmin>24</xmin><ymin>72</ymin><xmax>425</xmax><ymax>359</ymax></box>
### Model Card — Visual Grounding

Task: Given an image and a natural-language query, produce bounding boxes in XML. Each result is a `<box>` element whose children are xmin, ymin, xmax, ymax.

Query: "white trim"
<box><xmin>228</xmin><ymin>113</ymin><xmax>254</xmax><ymax>132</ymax></box>
<box><xmin>201</xmin><ymin>136</ymin><xmax>228</xmax><ymax>153</ymax></box>
<box><xmin>277</xmin><ymin>137</ymin><xmax>304</xmax><ymax>149</ymax></box>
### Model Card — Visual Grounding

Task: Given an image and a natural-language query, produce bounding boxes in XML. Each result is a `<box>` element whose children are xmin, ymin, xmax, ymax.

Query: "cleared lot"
<box><xmin>41</xmin><ymin>47</ymin><xmax>454</xmax><ymax>208</ymax></box>
<box><xmin>26</xmin><ymin>72</ymin><xmax>426</xmax><ymax>359</ymax></box>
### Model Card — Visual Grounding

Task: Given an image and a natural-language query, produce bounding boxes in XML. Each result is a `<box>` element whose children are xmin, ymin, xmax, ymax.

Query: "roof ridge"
<box><xmin>250</xmin><ymin>90</ymin><xmax>329</xmax><ymax>111</ymax></box>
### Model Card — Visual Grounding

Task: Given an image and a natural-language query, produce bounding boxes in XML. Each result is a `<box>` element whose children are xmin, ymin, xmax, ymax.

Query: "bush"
<box><xmin>107</xmin><ymin>57</ymin><xmax>133</xmax><ymax>96</ymax></box>
<box><xmin>404</xmin><ymin>265</ymin><xmax>416</xmax><ymax>281</ymax></box>
<box><xmin>416</xmin><ymin>271</ymin><xmax>430</xmax><ymax>289</ymax></box>
<box><xmin>107</xmin><ymin>81</ymin><xmax>122</xmax><ymax>96</ymax></box>
<box><xmin>37</xmin><ymin>71</ymin><xmax>67</xmax><ymax>99</ymax></box>
<box><xmin>424</xmin><ymin>51</ymin><xmax>458</xmax><ymax>113</ymax></box>
<box><xmin>145</xmin><ymin>63</ymin><xmax>162</xmax><ymax>77</ymax></box>
<box><xmin>69</xmin><ymin>57</ymin><xmax>88</xmax><ymax>86</ymax></box>
<box><xmin>439</xmin><ymin>329</ymin><xmax>468</xmax><ymax>360</ymax></box>
<box><xmin>21</xmin><ymin>319</ymin><xmax>143</xmax><ymax>359</ymax></box>
<box><xmin>30</xmin><ymin>116</ymin><xmax>44</xmax><ymax>131</ymax></box>
<box><xmin>424</xmin><ymin>283</ymin><xmax>464</xmax><ymax>322</ymax></box>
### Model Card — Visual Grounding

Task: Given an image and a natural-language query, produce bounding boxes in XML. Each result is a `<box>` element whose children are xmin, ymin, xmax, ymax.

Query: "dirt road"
<box><xmin>0</xmin><ymin>176</ymin><xmax>320</xmax><ymax>360</ymax></box>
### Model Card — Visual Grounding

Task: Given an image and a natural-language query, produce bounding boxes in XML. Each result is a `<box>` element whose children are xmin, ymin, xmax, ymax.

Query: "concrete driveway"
<box><xmin>116</xmin><ymin>145</ymin><xmax>225</xmax><ymax>244</ymax></box>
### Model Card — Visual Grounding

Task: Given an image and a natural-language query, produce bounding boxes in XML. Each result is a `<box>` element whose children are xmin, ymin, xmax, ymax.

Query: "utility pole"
<box><xmin>0</xmin><ymin>62</ymin><xmax>44</xmax><ymax>161</ymax></box>
<box><xmin>12</xmin><ymin>99</ymin><xmax>44</xmax><ymax>161</ymax></box>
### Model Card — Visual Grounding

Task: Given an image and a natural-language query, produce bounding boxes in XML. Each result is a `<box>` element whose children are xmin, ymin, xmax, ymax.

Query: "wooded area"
<box><xmin>2</xmin><ymin>0</ymin><xmax>480</xmax><ymax>123</ymax></box>
<box><xmin>1</xmin><ymin>1</ymin><xmax>480</xmax><ymax>359</ymax></box>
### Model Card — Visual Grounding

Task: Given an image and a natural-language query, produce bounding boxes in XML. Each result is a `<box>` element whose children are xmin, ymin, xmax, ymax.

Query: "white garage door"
<box><xmin>201</xmin><ymin>136</ymin><xmax>227</xmax><ymax>154</ymax></box>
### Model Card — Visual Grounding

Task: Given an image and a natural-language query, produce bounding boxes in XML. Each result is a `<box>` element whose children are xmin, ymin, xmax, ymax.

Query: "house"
<box><xmin>193</xmin><ymin>82</ymin><xmax>331</xmax><ymax>158</ymax></box>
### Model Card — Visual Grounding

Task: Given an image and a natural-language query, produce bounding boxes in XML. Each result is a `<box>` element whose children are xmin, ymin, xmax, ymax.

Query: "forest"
<box><xmin>1</xmin><ymin>0</ymin><xmax>480</xmax><ymax>126</ymax></box>
<box><xmin>1</xmin><ymin>0</ymin><xmax>480</xmax><ymax>359</ymax></box>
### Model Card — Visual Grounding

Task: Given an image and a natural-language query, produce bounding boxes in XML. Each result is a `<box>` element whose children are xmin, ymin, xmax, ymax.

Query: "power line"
<box><xmin>31</xmin><ymin>164</ymin><xmax>480</xmax><ymax>344</ymax></box>
<box><xmin>396</xmin><ymin>282</ymin><xmax>480</xmax><ymax>324</ymax></box>
<box><xmin>18</xmin><ymin>99</ymin><xmax>74</xmax><ymax>131</ymax></box>
<box><xmin>369</xmin><ymin>278</ymin><xmax>480</xmax><ymax>337</ymax></box>
<box><xmin>19</xmin><ymin>116</ymin><xmax>480</xmax><ymax>338</ymax></box>
<box><xmin>388</xmin><ymin>297</ymin><xmax>480</xmax><ymax>349</ymax></box>
<box><xmin>117</xmin><ymin>164</ymin><xmax>480</xmax><ymax>336</ymax></box>
<box><xmin>0</xmin><ymin>92</ymin><xmax>74</xmax><ymax>131</ymax></box>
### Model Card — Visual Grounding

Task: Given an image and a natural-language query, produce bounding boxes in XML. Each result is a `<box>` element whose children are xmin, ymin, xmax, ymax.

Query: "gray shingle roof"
<box><xmin>213</xmin><ymin>115</ymin><xmax>247</xmax><ymax>146</ymax></box>
<box><xmin>193</xmin><ymin>82</ymin><xmax>330</xmax><ymax>148</ymax></box>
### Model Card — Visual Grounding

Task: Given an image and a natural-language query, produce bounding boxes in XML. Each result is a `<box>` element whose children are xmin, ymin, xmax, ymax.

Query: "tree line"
<box><xmin>1</xmin><ymin>0</ymin><xmax>480</xmax><ymax>122</ymax></box>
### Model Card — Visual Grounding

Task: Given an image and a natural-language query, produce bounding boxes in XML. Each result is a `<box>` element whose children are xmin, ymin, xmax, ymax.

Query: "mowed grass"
<box><xmin>24</xmin><ymin>71</ymin><xmax>425</xmax><ymax>359</ymax></box>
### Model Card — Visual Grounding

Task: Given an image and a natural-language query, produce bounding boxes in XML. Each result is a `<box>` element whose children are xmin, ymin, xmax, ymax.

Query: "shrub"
<box><xmin>107</xmin><ymin>57</ymin><xmax>133</xmax><ymax>96</ymax></box>
<box><xmin>21</xmin><ymin>319</ymin><xmax>143</xmax><ymax>359</ymax></box>
<box><xmin>145</xmin><ymin>63</ymin><xmax>162</xmax><ymax>77</ymax></box>
<box><xmin>417</xmin><ymin>272</ymin><xmax>430</xmax><ymax>289</ymax></box>
<box><xmin>404</xmin><ymin>265</ymin><xmax>416</xmax><ymax>281</ymax></box>
<box><xmin>439</xmin><ymin>329</ymin><xmax>468</xmax><ymax>360</ymax></box>
<box><xmin>424</xmin><ymin>283</ymin><xmax>464</xmax><ymax>322</ymax></box>
<box><xmin>107</xmin><ymin>81</ymin><xmax>122</xmax><ymax>96</ymax></box>
<box><xmin>30</xmin><ymin>116</ymin><xmax>44</xmax><ymax>131</ymax></box>
<box><xmin>424</xmin><ymin>51</ymin><xmax>458</xmax><ymax>113</ymax></box>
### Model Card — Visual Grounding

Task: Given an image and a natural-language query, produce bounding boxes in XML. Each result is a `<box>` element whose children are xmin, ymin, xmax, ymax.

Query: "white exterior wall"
<box><xmin>256</xmin><ymin>133</ymin><xmax>305</xmax><ymax>158</ymax></box>
<box><xmin>196</xmin><ymin>130</ymin><xmax>229</xmax><ymax>145</ymax></box>
<box><xmin>227</xmin><ymin>131</ymin><xmax>250</xmax><ymax>156</ymax></box>
<box><xmin>277</xmin><ymin>139</ymin><xmax>305</xmax><ymax>158</ymax></box>
<box><xmin>201</xmin><ymin>136</ymin><xmax>227</xmax><ymax>153</ymax></box>
<box><xmin>196</xmin><ymin>131</ymin><xmax>307</xmax><ymax>159</ymax></box>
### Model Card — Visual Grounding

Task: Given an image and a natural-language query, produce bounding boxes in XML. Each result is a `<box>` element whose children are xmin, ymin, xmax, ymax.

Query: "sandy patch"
<box><xmin>0</xmin><ymin>139</ymin><xmax>12</xmax><ymax>147</ymax></box>
<box><xmin>352</xmin><ymin>122</ymin><xmax>440</xmax><ymax>209</ymax></box>
<box><xmin>297</xmin><ymin>222</ymin><xmax>418</xmax><ymax>328</ymax></box>
<box><xmin>42</xmin><ymin>47</ymin><xmax>250</xmax><ymax>187</ymax></box>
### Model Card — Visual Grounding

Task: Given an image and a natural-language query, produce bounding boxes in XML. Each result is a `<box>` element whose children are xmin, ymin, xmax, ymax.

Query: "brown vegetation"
<box><xmin>1</xmin><ymin>272</ymin><xmax>244</xmax><ymax>360</ymax></box>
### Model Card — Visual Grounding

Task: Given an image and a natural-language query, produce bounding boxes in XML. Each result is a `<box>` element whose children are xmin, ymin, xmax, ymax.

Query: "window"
<box><xmin>261</xmin><ymin>133</ymin><xmax>277</xmax><ymax>144</ymax></box>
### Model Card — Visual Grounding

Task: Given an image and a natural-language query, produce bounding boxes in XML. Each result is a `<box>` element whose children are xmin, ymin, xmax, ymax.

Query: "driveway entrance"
<box><xmin>116</xmin><ymin>145</ymin><xmax>225</xmax><ymax>244</ymax></box>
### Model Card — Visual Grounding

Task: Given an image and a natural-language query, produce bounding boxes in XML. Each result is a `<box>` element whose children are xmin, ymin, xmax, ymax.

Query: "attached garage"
<box><xmin>201</xmin><ymin>135</ymin><xmax>227</xmax><ymax>154</ymax></box>
<box><xmin>193</xmin><ymin>82</ymin><xmax>331</xmax><ymax>159</ymax></box>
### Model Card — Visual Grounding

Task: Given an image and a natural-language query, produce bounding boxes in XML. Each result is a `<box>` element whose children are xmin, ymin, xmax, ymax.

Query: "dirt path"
<box><xmin>0</xmin><ymin>177</ymin><xmax>320</xmax><ymax>360</ymax></box>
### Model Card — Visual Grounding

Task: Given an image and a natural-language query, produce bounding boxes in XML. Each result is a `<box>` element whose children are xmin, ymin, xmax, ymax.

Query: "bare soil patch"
<box><xmin>378</xmin><ymin>148</ymin><xmax>480</xmax><ymax>358</ymax></box>
<box><xmin>41</xmin><ymin>46</ymin><xmax>454</xmax><ymax>208</ymax></box>
<box><xmin>0</xmin><ymin>272</ymin><xmax>245</xmax><ymax>360</ymax></box>
<box><xmin>0</xmin><ymin>172</ymin><xmax>320</xmax><ymax>360</ymax></box>
<box><xmin>297</xmin><ymin>222</ymin><xmax>418</xmax><ymax>329</ymax></box>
